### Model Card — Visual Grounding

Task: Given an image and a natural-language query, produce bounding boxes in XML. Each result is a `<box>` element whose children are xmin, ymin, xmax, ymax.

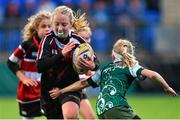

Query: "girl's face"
<box><xmin>77</xmin><ymin>31</ymin><xmax>91</xmax><ymax>44</ymax></box>
<box><xmin>37</xmin><ymin>18</ymin><xmax>51</xmax><ymax>39</ymax></box>
<box><xmin>52</xmin><ymin>13</ymin><xmax>72</xmax><ymax>39</ymax></box>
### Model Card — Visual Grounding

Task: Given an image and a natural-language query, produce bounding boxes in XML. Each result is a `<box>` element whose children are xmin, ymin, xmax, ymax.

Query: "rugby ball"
<box><xmin>73</xmin><ymin>43</ymin><xmax>94</xmax><ymax>74</ymax></box>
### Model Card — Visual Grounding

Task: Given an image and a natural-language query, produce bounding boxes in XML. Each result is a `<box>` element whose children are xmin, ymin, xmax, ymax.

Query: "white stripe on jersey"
<box><xmin>54</xmin><ymin>37</ymin><xmax>81</xmax><ymax>49</ymax></box>
<box><xmin>9</xmin><ymin>54</ymin><xmax>19</xmax><ymax>63</ymax></box>
<box><xmin>9</xmin><ymin>45</ymin><xmax>25</xmax><ymax>63</ymax></box>
<box><xmin>37</xmin><ymin>35</ymin><xmax>48</xmax><ymax>59</ymax></box>
<box><xmin>24</xmin><ymin>58</ymin><xmax>36</xmax><ymax>62</ymax></box>
<box><xmin>18</xmin><ymin>45</ymin><xmax>25</xmax><ymax>53</ymax></box>
<box><xmin>129</xmin><ymin>63</ymin><xmax>143</xmax><ymax>78</ymax></box>
<box><xmin>16</xmin><ymin>98</ymin><xmax>40</xmax><ymax>104</ymax></box>
<box><xmin>22</xmin><ymin>71</ymin><xmax>42</xmax><ymax>81</ymax></box>
<box><xmin>69</xmin><ymin>37</ymin><xmax>81</xmax><ymax>45</ymax></box>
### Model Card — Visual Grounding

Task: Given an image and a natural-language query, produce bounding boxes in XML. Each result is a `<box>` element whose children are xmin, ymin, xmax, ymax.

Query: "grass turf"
<box><xmin>0</xmin><ymin>95</ymin><xmax>180</xmax><ymax>119</ymax></box>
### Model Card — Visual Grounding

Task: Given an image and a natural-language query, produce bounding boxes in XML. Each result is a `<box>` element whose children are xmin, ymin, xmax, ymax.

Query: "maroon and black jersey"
<box><xmin>37</xmin><ymin>31</ymin><xmax>99</xmax><ymax>103</ymax></box>
<box><xmin>7</xmin><ymin>35</ymin><xmax>41</xmax><ymax>103</ymax></box>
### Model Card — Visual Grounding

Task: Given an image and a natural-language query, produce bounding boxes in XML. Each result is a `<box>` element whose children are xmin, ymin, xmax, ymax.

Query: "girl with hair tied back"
<box><xmin>49</xmin><ymin>39</ymin><xmax>177</xmax><ymax>119</ymax></box>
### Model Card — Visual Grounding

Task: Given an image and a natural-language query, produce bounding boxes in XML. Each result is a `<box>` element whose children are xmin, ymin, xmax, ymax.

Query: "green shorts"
<box><xmin>98</xmin><ymin>106</ymin><xmax>138</xmax><ymax>119</ymax></box>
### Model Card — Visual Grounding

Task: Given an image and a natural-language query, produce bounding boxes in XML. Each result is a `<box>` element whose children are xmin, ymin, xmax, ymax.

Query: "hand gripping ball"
<box><xmin>73</xmin><ymin>43</ymin><xmax>94</xmax><ymax>74</ymax></box>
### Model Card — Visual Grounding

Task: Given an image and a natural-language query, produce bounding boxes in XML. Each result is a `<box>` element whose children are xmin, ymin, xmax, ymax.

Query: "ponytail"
<box><xmin>113</xmin><ymin>39</ymin><xmax>138</xmax><ymax>67</ymax></box>
<box><xmin>72</xmin><ymin>10</ymin><xmax>91</xmax><ymax>35</ymax></box>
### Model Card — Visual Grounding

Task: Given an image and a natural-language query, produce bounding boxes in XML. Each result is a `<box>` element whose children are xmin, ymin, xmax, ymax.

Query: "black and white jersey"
<box><xmin>37</xmin><ymin>31</ymin><xmax>99</xmax><ymax>103</ymax></box>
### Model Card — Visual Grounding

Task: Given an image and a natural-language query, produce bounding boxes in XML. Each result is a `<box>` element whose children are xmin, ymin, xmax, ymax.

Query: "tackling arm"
<box><xmin>49</xmin><ymin>79</ymin><xmax>90</xmax><ymax>99</ymax></box>
<box><xmin>49</xmin><ymin>69</ymin><xmax>101</xmax><ymax>99</ymax></box>
<box><xmin>141</xmin><ymin>69</ymin><xmax>177</xmax><ymax>96</ymax></box>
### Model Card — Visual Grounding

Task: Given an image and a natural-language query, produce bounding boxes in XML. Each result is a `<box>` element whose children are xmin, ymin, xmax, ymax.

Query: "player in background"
<box><xmin>49</xmin><ymin>39</ymin><xmax>177</xmax><ymax>119</ymax></box>
<box><xmin>37</xmin><ymin>6</ymin><xmax>99</xmax><ymax>119</ymax></box>
<box><xmin>73</xmin><ymin>13</ymin><xmax>96</xmax><ymax>119</ymax></box>
<box><xmin>7</xmin><ymin>11</ymin><xmax>51</xmax><ymax>120</ymax></box>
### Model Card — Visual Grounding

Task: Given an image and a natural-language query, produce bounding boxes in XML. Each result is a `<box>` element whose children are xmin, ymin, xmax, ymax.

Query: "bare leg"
<box><xmin>80</xmin><ymin>99</ymin><xmax>95</xmax><ymax>119</ymax></box>
<box><xmin>62</xmin><ymin>101</ymin><xmax>79</xmax><ymax>120</ymax></box>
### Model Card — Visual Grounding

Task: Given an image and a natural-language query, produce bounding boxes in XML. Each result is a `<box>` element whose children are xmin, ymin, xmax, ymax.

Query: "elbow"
<box><xmin>80</xmin><ymin>80</ymin><xmax>89</xmax><ymax>89</ymax></box>
<box><xmin>150</xmin><ymin>71</ymin><xmax>159</xmax><ymax>80</ymax></box>
<box><xmin>7</xmin><ymin>59</ymin><xmax>11</xmax><ymax>68</ymax></box>
<box><xmin>6</xmin><ymin>59</ymin><xmax>19</xmax><ymax>74</ymax></box>
<box><xmin>6</xmin><ymin>60</ymin><xmax>12</xmax><ymax>71</ymax></box>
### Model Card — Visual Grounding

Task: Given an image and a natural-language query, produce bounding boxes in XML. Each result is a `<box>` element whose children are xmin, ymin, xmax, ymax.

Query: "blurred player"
<box><xmin>7</xmin><ymin>11</ymin><xmax>51</xmax><ymax>120</ymax></box>
<box><xmin>37</xmin><ymin>6</ymin><xmax>99</xmax><ymax>119</ymax></box>
<box><xmin>49</xmin><ymin>39</ymin><xmax>177</xmax><ymax>119</ymax></box>
<box><xmin>73</xmin><ymin>15</ymin><xmax>96</xmax><ymax>119</ymax></box>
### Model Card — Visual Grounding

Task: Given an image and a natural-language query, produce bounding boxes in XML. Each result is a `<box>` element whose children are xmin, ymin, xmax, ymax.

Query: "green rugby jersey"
<box><xmin>88</xmin><ymin>62</ymin><xmax>145</xmax><ymax>115</ymax></box>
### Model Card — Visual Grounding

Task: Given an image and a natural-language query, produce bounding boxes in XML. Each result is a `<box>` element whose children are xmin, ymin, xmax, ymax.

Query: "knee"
<box><xmin>63</xmin><ymin>109</ymin><xmax>79</xmax><ymax>119</ymax></box>
<box><xmin>62</xmin><ymin>101</ymin><xmax>79</xmax><ymax>119</ymax></box>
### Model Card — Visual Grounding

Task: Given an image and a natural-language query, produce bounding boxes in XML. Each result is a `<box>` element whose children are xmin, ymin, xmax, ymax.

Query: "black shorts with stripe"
<box><xmin>41</xmin><ymin>91</ymin><xmax>82</xmax><ymax>119</ymax></box>
<box><xmin>18</xmin><ymin>100</ymin><xmax>43</xmax><ymax>117</ymax></box>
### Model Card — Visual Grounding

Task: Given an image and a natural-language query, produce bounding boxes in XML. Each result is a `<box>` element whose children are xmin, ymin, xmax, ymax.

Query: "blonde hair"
<box><xmin>22</xmin><ymin>11</ymin><xmax>51</xmax><ymax>41</ymax></box>
<box><xmin>52</xmin><ymin>6</ymin><xmax>90</xmax><ymax>34</ymax></box>
<box><xmin>113</xmin><ymin>39</ymin><xmax>138</xmax><ymax>67</ymax></box>
<box><xmin>73</xmin><ymin>11</ymin><xmax>92</xmax><ymax>35</ymax></box>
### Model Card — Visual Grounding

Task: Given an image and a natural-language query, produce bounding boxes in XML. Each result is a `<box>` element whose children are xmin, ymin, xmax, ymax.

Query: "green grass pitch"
<box><xmin>0</xmin><ymin>95</ymin><xmax>180</xmax><ymax>119</ymax></box>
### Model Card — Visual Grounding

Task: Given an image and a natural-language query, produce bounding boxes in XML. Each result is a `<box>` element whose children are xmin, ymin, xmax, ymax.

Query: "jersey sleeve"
<box><xmin>9</xmin><ymin>44</ymin><xmax>25</xmax><ymax>63</ymax></box>
<box><xmin>7</xmin><ymin>43</ymin><xmax>26</xmax><ymax>74</ymax></box>
<box><xmin>87</xmin><ymin>69</ymin><xmax>101</xmax><ymax>88</ymax></box>
<box><xmin>129</xmin><ymin>63</ymin><xmax>146</xmax><ymax>81</ymax></box>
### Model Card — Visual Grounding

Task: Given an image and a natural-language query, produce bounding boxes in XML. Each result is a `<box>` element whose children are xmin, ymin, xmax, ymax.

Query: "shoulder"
<box><xmin>41</xmin><ymin>31</ymin><xmax>55</xmax><ymax>45</ymax></box>
<box><xmin>102</xmin><ymin>62</ymin><xmax>114</xmax><ymax>70</ymax></box>
<box><xmin>70</xmin><ymin>32</ymin><xmax>86</xmax><ymax>43</ymax></box>
<box><xmin>21</xmin><ymin>39</ymin><xmax>33</xmax><ymax>51</ymax></box>
<box><xmin>44</xmin><ymin>31</ymin><xmax>55</xmax><ymax>41</ymax></box>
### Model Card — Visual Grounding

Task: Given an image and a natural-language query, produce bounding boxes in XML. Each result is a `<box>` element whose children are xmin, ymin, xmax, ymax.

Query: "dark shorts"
<box><xmin>59</xmin><ymin>91</ymin><xmax>82</xmax><ymax>107</ymax></box>
<box><xmin>98</xmin><ymin>106</ymin><xmax>140</xmax><ymax>119</ymax></box>
<box><xmin>42</xmin><ymin>91</ymin><xmax>82</xmax><ymax>119</ymax></box>
<box><xmin>81</xmin><ymin>92</ymin><xmax>88</xmax><ymax>99</ymax></box>
<box><xmin>41</xmin><ymin>100</ymin><xmax>63</xmax><ymax>119</ymax></box>
<box><xmin>18</xmin><ymin>100</ymin><xmax>43</xmax><ymax>117</ymax></box>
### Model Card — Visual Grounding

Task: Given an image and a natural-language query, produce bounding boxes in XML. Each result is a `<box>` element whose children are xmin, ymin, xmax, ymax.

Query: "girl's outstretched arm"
<box><xmin>141</xmin><ymin>69</ymin><xmax>177</xmax><ymax>96</ymax></box>
<box><xmin>49</xmin><ymin>79</ymin><xmax>90</xmax><ymax>99</ymax></box>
